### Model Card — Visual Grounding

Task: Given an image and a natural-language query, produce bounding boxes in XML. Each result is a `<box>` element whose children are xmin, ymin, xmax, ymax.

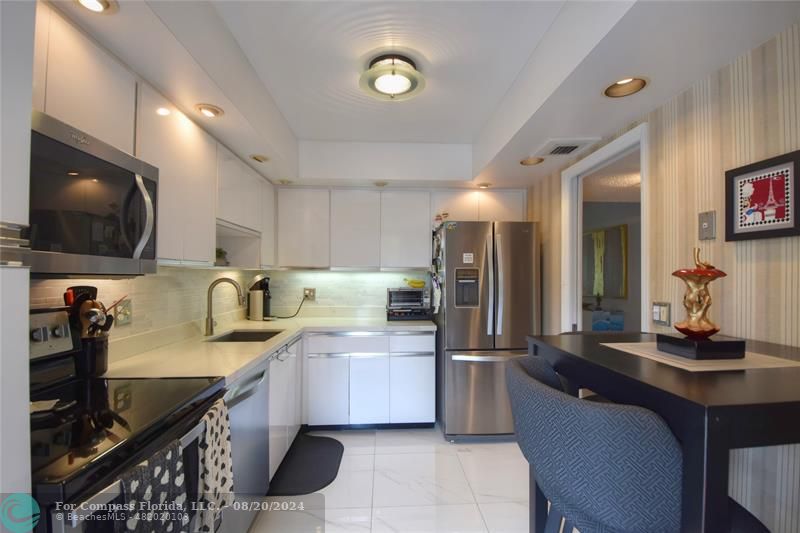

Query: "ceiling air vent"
<box><xmin>533</xmin><ymin>137</ymin><xmax>601</xmax><ymax>158</ymax></box>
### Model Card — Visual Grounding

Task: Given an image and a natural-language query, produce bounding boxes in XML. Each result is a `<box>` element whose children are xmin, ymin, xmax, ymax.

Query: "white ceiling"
<box><xmin>583</xmin><ymin>150</ymin><xmax>641</xmax><ymax>203</ymax></box>
<box><xmin>213</xmin><ymin>1</ymin><xmax>565</xmax><ymax>144</ymax></box>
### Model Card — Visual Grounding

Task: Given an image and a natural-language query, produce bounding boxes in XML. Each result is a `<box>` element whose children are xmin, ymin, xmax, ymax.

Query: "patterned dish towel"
<box><xmin>196</xmin><ymin>399</ymin><xmax>234</xmax><ymax>532</ymax></box>
<box><xmin>115</xmin><ymin>440</ymin><xmax>189</xmax><ymax>533</ymax></box>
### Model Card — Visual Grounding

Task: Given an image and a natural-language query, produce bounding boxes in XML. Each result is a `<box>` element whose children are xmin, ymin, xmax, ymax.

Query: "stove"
<box><xmin>29</xmin><ymin>310</ymin><xmax>224</xmax><ymax>532</ymax></box>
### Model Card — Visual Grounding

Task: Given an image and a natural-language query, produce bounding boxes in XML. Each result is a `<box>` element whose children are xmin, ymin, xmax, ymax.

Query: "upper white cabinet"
<box><xmin>478</xmin><ymin>191</ymin><xmax>526</xmax><ymax>222</ymax></box>
<box><xmin>217</xmin><ymin>145</ymin><xmax>263</xmax><ymax>232</ymax></box>
<box><xmin>330</xmin><ymin>190</ymin><xmax>380</xmax><ymax>268</ymax></box>
<box><xmin>136</xmin><ymin>83</ymin><xmax>216</xmax><ymax>263</ymax></box>
<box><xmin>261</xmin><ymin>180</ymin><xmax>276</xmax><ymax>267</ymax></box>
<box><xmin>278</xmin><ymin>188</ymin><xmax>330</xmax><ymax>268</ymax></box>
<box><xmin>44</xmin><ymin>7</ymin><xmax>136</xmax><ymax>154</ymax></box>
<box><xmin>431</xmin><ymin>191</ymin><xmax>480</xmax><ymax>222</ymax></box>
<box><xmin>1</xmin><ymin>0</ymin><xmax>35</xmax><ymax>227</ymax></box>
<box><xmin>380</xmin><ymin>191</ymin><xmax>431</xmax><ymax>269</ymax></box>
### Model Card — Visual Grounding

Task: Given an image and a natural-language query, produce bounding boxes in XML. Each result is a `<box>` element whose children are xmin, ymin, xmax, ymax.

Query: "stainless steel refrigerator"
<box><xmin>433</xmin><ymin>221</ymin><xmax>540</xmax><ymax>438</ymax></box>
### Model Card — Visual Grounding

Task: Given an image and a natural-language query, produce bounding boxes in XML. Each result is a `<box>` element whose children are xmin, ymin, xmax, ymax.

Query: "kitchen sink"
<box><xmin>208</xmin><ymin>330</ymin><xmax>283</xmax><ymax>342</ymax></box>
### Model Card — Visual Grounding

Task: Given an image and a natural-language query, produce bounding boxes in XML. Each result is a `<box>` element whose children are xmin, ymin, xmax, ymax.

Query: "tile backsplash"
<box><xmin>30</xmin><ymin>266</ymin><xmax>429</xmax><ymax>359</ymax></box>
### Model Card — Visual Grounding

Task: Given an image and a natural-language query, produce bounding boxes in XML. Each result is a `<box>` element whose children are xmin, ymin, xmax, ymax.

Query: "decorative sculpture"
<box><xmin>672</xmin><ymin>248</ymin><xmax>726</xmax><ymax>340</ymax></box>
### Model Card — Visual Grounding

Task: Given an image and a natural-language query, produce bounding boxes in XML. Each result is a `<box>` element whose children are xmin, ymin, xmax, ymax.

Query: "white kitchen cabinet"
<box><xmin>478</xmin><ymin>191</ymin><xmax>526</xmax><ymax>222</ymax></box>
<box><xmin>306</xmin><ymin>355</ymin><xmax>349</xmax><ymax>426</ymax></box>
<box><xmin>431</xmin><ymin>191</ymin><xmax>480</xmax><ymax>222</ymax></box>
<box><xmin>268</xmin><ymin>350</ymin><xmax>289</xmax><ymax>480</ymax></box>
<box><xmin>380</xmin><ymin>191</ymin><xmax>431</xmax><ymax>268</ymax></box>
<box><xmin>31</xmin><ymin>0</ymin><xmax>49</xmax><ymax>113</ymax></box>
<box><xmin>217</xmin><ymin>144</ymin><xmax>263</xmax><ymax>232</ymax></box>
<box><xmin>136</xmin><ymin>84</ymin><xmax>216</xmax><ymax>263</ymax></box>
<box><xmin>261</xmin><ymin>180</ymin><xmax>276</xmax><ymax>267</ymax></box>
<box><xmin>349</xmin><ymin>356</ymin><xmax>390</xmax><ymax>424</ymax></box>
<box><xmin>330</xmin><ymin>190</ymin><xmax>380</xmax><ymax>268</ymax></box>
<box><xmin>278</xmin><ymin>188</ymin><xmax>330</xmax><ymax>268</ymax></box>
<box><xmin>285</xmin><ymin>338</ymin><xmax>302</xmax><ymax>445</ymax></box>
<box><xmin>1</xmin><ymin>0</ymin><xmax>35</xmax><ymax>227</ymax></box>
<box><xmin>44</xmin><ymin>8</ymin><xmax>136</xmax><ymax>153</ymax></box>
<box><xmin>390</xmin><ymin>355</ymin><xmax>436</xmax><ymax>423</ymax></box>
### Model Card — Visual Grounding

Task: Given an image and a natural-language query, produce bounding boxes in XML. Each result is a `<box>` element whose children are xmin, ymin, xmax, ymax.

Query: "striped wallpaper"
<box><xmin>528</xmin><ymin>23</ymin><xmax>800</xmax><ymax>532</ymax></box>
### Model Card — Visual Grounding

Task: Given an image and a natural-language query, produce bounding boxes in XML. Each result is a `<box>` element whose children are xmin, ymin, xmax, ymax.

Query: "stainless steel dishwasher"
<box><xmin>221</xmin><ymin>360</ymin><xmax>269</xmax><ymax>533</ymax></box>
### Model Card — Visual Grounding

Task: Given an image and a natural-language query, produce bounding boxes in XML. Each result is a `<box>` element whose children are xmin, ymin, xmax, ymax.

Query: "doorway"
<box><xmin>580</xmin><ymin>149</ymin><xmax>641</xmax><ymax>332</ymax></box>
<box><xmin>560</xmin><ymin>123</ymin><xmax>650</xmax><ymax>333</ymax></box>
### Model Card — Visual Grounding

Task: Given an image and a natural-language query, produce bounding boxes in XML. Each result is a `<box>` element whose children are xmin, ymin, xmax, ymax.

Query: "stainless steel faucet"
<box><xmin>205</xmin><ymin>277</ymin><xmax>245</xmax><ymax>336</ymax></box>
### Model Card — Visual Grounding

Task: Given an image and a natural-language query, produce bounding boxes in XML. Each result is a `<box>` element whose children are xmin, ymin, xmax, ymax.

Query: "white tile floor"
<box><xmin>250</xmin><ymin>428</ymin><xmax>529</xmax><ymax>533</ymax></box>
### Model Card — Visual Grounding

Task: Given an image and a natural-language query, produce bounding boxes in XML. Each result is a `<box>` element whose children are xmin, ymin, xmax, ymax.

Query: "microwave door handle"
<box><xmin>496</xmin><ymin>233</ymin><xmax>504</xmax><ymax>336</ymax></box>
<box><xmin>132</xmin><ymin>174</ymin><xmax>154</xmax><ymax>259</ymax></box>
<box><xmin>486</xmin><ymin>232</ymin><xmax>494</xmax><ymax>336</ymax></box>
<box><xmin>120</xmin><ymin>184</ymin><xmax>136</xmax><ymax>252</ymax></box>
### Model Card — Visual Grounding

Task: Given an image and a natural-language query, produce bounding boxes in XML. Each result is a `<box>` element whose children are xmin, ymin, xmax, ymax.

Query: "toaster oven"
<box><xmin>386</xmin><ymin>288</ymin><xmax>432</xmax><ymax>321</ymax></box>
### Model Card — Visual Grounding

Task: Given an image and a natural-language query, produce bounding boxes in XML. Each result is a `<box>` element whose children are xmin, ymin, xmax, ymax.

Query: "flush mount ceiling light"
<box><xmin>250</xmin><ymin>154</ymin><xmax>269</xmax><ymax>163</ymax></box>
<box><xmin>520</xmin><ymin>156</ymin><xmax>544</xmax><ymax>166</ymax></box>
<box><xmin>359</xmin><ymin>54</ymin><xmax>425</xmax><ymax>101</ymax></box>
<box><xmin>76</xmin><ymin>0</ymin><xmax>117</xmax><ymax>14</ymax></box>
<box><xmin>195</xmin><ymin>103</ymin><xmax>224</xmax><ymax>118</ymax></box>
<box><xmin>604</xmin><ymin>77</ymin><xmax>647</xmax><ymax>98</ymax></box>
<box><xmin>478</xmin><ymin>183</ymin><xmax>492</xmax><ymax>189</ymax></box>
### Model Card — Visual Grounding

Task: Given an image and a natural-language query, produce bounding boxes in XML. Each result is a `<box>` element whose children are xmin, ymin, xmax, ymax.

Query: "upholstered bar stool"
<box><xmin>507</xmin><ymin>356</ymin><xmax>769</xmax><ymax>533</ymax></box>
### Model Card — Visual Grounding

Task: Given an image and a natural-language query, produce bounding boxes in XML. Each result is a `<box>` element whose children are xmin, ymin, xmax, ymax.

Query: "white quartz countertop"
<box><xmin>105</xmin><ymin>318</ymin><xmax>436</xmax><ymax>384</ymax></box>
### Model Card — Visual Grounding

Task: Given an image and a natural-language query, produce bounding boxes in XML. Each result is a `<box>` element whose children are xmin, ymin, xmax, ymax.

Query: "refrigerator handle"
<box><xmin>496</xmin><ymin>233</ymin><xmax>504</xmax><ymax>335</ymax></box>
<box><xmin>486</xmin><ymin>232</ymin><xmax>494</xmax><ymax>336</ymax></box>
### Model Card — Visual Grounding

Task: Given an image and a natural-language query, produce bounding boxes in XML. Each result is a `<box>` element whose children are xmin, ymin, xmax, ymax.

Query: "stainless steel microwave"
<box><xmin>22</xmin><ymin>111</ymin><xmax>158</xmax><ymax>276</ymax></box>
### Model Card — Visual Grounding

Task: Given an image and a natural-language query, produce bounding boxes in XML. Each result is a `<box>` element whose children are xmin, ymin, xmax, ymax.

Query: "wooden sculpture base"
<box><xmin>656</xmin><ymin>333</ymin><xmax>746</xmax><ymax>360</ymax></box>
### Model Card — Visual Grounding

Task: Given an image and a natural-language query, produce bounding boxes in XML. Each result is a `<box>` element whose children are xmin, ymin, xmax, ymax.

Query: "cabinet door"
<box><xmin>217</xmin><ymin>144</ymin><xmax>245</xmax><ymax>226</ymax></box>
<box><xmin>241</xmin><ymin>165</ymin><xmax>264</xmax><ymax>233</ymax></box>
<box><xmin>277</xmin><ymin>188</ymin><xmax>330</xmax><ymax>268</ymax></box>
<box><xmin>431</xmin><ymin>191</ymin><xmax>479</xmax><ymax>222</ymax></box>
<box><xmin>268</xmin><ymin>356</ymin><xmax>289</xmax><ymax>479</ymax></box>
<box><xmin>45</xmin><ymin>9</ymin><xmax>136</xmax><ymax>153</ymax></box>
<box><xmin>286</xmin><ymin>339</ymin><xmax>302</xmax><ymax>444</ymax></box>
<box><xmin>260</xmin><ymin>180</ymin><xmax>276</xmax><ymax>267</ymax></box>
<box><xmin>31</xmin><ymin>0</ymin><xmax>49</xmax><ymax>113</ymax></box>
<box><xmin>1</xmin><ymin>0</ymin><xmax>35</xmax><ymax>227</ymax></box>
<box><xmin>306</xmin><ymin>356</ymin><xmax>349</xmax><ymax>426</ymax></box>
<box><xmin>349</xmin><ymin>356</ymin><xmax>390</xmax><ymax>424</ymax></box>
<box><xmin>380</xmin><ymin>191</ymin><xmax>431</xmax><ymax>268</ymax></box>
<box><xmin>390</xmin><ymin>355</ymin><xmax>436</xmax><ymax>423</ymax></box>
<box><xmin>478</xmin><ymin>191</ymin><xmax>526</xmax><ymax>222</ymax></box>
<box><xmin>331</xmin><ymin>190</ymin><xmax>380</xmax><ymax>268</ymax></box>
<box><xmin>136</xmin><ymin>84</ymin><xmax>215</xmax><ymax>263</ymax></box>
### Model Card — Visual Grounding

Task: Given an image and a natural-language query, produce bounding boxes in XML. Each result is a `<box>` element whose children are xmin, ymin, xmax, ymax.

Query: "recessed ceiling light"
<box><xmin>250</xmin><ymin>154</ymin><xmax>269</xmax><ymax>163</ymax></box>
<box><xmin>77</xmin><ymin>0</ymin><xmax>111</xmax><ymax>13</ymax></box>
<box><xmin>156</xmin><ymin>107</ymin><xmax>171</xmax><ymax>116</ymax></box>
<box><xmin>478</xmin><ymin>183</ymin><xmax>491</xmax><ymax>189</ymax></box>
<box><xmin>520</xmin><ymin>156</ymin><xmax>544</xmax><ymax>166</ymax></box>
<box><xmin>277</xmin><ymin>179</ymin><xmax>293</xmax><ymax>186</ymax></box>
<box><xmin>67</xmin><ymin>171</ymin><xmax>79</xmax><ymax>176</ymax></box>
<box><xmin>604</xmin><ymin>77</ymin><xmax>647</xmax><ymax>98</ymax></box>
<box><xmin>374</xmin><ymin>181</ymin><xmax>388</xmax><ymax>188</ymax></box>
<box><xmin>359</xmin><ymin>54</ymin><xmax>425</xmax><ymax>101</ymax></box>
<box><xmin>91</xmin><ymin>178</ymin><xmax>99</xmax><ymax>183</ymax></box>
<box><xmin>195</xmin><ymin>103</ymin><xmax>224</xmax><ymax>118</ymax></box>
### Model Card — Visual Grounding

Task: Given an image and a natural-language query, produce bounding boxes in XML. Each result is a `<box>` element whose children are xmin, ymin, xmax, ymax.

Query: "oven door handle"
<box><xmin>132</xmin><ymin>174</ymin><xmax>154</xmax><ymax>260</ymax></box>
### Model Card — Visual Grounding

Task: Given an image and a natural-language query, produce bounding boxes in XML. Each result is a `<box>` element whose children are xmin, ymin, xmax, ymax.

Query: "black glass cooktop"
<box><xmin>30</xmin><ymin>376</ymin><xmax>223</xmax><ymax>485</ymax></box>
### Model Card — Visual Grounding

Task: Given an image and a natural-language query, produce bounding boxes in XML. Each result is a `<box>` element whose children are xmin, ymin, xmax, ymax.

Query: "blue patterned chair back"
<box><xmin>507</xmin><ymin>357</ymin><xmax>683</xmax><ymax>533</ymax></box>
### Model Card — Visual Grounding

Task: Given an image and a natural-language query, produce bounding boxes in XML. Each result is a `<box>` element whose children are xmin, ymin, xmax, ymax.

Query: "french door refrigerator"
<box><xmin>433</xmin><ymin>221</ymin><xmax>540</xmax><ymax>438</ymax></box>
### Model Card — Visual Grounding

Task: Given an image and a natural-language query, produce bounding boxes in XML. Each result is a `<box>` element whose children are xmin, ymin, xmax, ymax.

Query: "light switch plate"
<box><xmin>652</xmin><ymin>302</ymin><xmax>671</xmax><ymax>326</ymax></box>
<box><xmin>699</xmin><ymin>211</ymin><xmax>716</xmax><ymax>240</ymax></box>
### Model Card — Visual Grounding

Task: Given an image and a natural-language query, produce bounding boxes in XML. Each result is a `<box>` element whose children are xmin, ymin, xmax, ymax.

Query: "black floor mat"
<box><xmin>266</xmin><ymin>434</ymin><xmax>344</xmax><ymax>496</ymax></box>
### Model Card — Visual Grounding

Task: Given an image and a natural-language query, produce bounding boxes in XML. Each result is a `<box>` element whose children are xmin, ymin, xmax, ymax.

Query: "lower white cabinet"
<box><xmin>349</xmin><ymin>356</ymin><xmax>390</xmax><ymax>424</ymax></box>
<box><xmin>390</xmin><ymin>355</ymin><xmax>436</xmax><ymax>423</ymax></box>
<box><xmin>268</xmin><ymin>351</ymin><xmax>289</xmax><ymax>480</ymax></box>
<box><xmin>285</xmin><ymin>338</ymin><xmax>302</xmax><ymax>443</ymax></box>
<box><xmin>306</xmin><ymin>355</ymin><xmax>350</xmax><ymax>426</ymax></box>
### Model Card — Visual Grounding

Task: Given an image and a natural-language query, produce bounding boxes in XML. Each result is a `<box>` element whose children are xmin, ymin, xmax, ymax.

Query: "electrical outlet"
<box><xmin>652</xmin><ymin>302</ymin><xmax>671</xmax><ymax>326</ymax></box>
<box><xmin>115</xmin><ymin>299</ymin><xmax>132</xmax><ymax>326</ymax></box>
<box><xmin>303</xmin><ymin>288</ymin><xmax>316</xmax><ymax>301</ymax></box>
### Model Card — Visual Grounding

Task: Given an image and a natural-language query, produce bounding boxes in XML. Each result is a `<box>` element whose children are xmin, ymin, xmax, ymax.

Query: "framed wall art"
<box><xmin>725</xmin><ymin>150</ymin><xmax>800</xmax><ymax>241</ymax></box>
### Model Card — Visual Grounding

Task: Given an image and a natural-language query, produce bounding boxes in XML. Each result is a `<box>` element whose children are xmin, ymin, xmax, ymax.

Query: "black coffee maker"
<box><xmin>248</xmin><ymin>275</ymin><xmax>271</xmax><ymax>321</ymax></box>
